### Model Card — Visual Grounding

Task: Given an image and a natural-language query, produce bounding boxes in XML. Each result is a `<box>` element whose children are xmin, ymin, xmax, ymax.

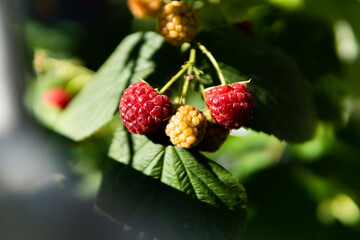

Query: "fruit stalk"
<box><xmin>178</xmin><ymin>49</ymin><xmax>196</xmax><ymax>104</ymax></box>
<box><xmin>193</xmin><ymin>67</ymin><xmax>206</xmax><ymax>100</ymax></box>
<box><xmin>198</xmin><ymin>43</ymin><xmax>227</xmax><ymax>85</ymax></box>
<box><xmin>159</xmin><ymin>48</ymin><xmax>196</xmax><ymax>94</ymax></box>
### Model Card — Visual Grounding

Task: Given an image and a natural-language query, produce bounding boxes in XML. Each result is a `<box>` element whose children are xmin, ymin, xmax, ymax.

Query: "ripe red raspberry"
<box><xmin>42</xmin><ymin>87</ymin><xmax>71</xmax><ymax>110</ymax></box>
<box><xmin>197</xmin><ymin>122</ymin><xmax>229</xmax><ymax>152</ymax></box>
<box><xmin>157</xmin><ymin>1</ymin><xmax>198</xmax><ymax>46</ymax></box>
<box><xmin>119</xmin><ymin>81</ymin><xmax>173</xmax><ymax>134</ymax></box>
<box><xmin>165</xmin><ymin>105</ymin><xmax>207</xmax><ymax>148</ymax></box>
<box><xmin>205</xmin><ymin>82</ymin><xmax>253</xmax><ymax>129</ymax></box>
<box><xmin>127</xmin><ymin>0</ymin><xmax>163</xmax><ymax>18</ymax></box>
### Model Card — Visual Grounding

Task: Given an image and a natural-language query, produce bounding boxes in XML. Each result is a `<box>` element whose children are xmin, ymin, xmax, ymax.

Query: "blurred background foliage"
<box><xmin>6</xmin><ymin>0</ymin><xmax>360</xmax><ymax>239</ymax></box>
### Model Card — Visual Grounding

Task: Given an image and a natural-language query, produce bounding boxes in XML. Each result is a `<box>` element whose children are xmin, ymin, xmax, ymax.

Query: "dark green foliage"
<box><xmin>109</xmin><ymin>125</ymin><xmax>247</xmax><ymax>213</ymax></box>
<box><xmin>96</xmin><ymin>157</ymin><xmax>246</xmax><ymax>240</ymax></box>
<box><xmin>197</xmin><ymin>27</ymin><xmax>317</xmax><ymax>142</ymax></box>
<box><xmin>253</xmin><ymin>7</ymin><xmax>344</xmax><ymax>123</ymax></box>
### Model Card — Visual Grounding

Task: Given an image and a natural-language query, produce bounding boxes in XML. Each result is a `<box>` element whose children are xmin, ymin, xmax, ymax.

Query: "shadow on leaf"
<box><xmin>96</xmin><ymin>158</ymin><xmax>246</xmax><ymax>240</ymax></box>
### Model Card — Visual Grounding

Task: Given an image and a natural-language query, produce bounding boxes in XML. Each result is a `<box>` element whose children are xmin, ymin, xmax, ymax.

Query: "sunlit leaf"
<box><xmin>54</xmin><ymin>32</ymin><xmax>177</xmax><ymax>140</ymax></box>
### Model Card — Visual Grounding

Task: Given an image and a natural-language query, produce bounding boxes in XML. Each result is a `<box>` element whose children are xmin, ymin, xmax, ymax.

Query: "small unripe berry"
<box><xmin>157</xmin><ymin>1</ymin><xmax>198</xmax><ymax>46</ymax></box>
<box><xmin>205</xmin><ymin>82</ymin><xmax>253</xmax><ymax>129</ymax></box>
<box><xmin>165</xmin><ymin>105</ymin><xmax>207</xmax><ymax>148</ymax></box>
<box><xmin>42</xmin><ymin>87</ymin><xmax>71</xmax><ymax>110</ymax></box>
<box><xmin>119</xmin><ymin>81</ymin><xmax>173</xmax><ymax>134</ymax></box>
<box><xmin>197</xmin><ymin>122</ymin><xmax>229</xmax><ymax>152</ymax></box>
<box><xmin>127</xmin><ymin>0</ymin><xmax>164</xmax><ymax>18</ymax></box>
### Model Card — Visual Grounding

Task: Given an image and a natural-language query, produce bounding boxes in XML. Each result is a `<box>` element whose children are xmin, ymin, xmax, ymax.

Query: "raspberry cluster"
<box><xmin>122</xmin><ymin>0</ymin><xmax>254</xmax><ymax>152</ymax></box>
<box><xmin>205</xmin><ymin>82</ymin><xmax>253</xmax><ymax>129</ymax></box>
<box><xmin>157</xmin><ymin>1</ymin><xmax>198</xmax><ymax>46</ymax></box>
<box><xmin>119</xmin><ymin>82</ymin><xmax>173</xmax><ymax>134</ymax></box>
<box><xmin>119</xmin><ymin>80</ymin><xmax>254</xmax><ymax>151</ymax></box>
<box><xmin>127</xmin><ymin>0</ymin><xmax>163</xmax><ymax>18</ymax></box>
<box><xmin>165</xmin><ymin>105</ymin><xmax>207</xmax><ymax>148</ymax></box>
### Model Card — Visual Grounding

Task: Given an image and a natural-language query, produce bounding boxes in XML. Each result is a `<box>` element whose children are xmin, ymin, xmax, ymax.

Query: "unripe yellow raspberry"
<box><xmin>128</xmin><ymin>0</ymin><xmax>164</xmax><ymax>18</ymax></box>
<box><xmin>197</xmin><ymin>122</ymin><xmax>230</xmax><ymax>152</ymax></box>
<box><xmin>157</xmin><ymin>1</ymin><xmax>198</xmax><ymax>46</ymax></box>
<box><xmin>165</xmin><ymin>105</ymin><xmax>207</xmax><ymax>148</ymax></box>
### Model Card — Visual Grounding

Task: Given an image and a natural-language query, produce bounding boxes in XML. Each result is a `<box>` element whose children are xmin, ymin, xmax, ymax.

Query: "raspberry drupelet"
<box><xmin>157</xmin><ymin>1</ymin><xmax>198</xmax><ymax>46</ymax></box>
<box><xmin>205</xmin><ymin>82</ymin><xmax>253</xmax><ymax>129</ymax></box>
<box><xmin>119</xmin><ymin>81</ymin><xmax>173</xmax><ymax>134</ymax></box>
<box><xmin>165</xmin><ymin>105</ymin><xmax>207</xmax><ymax>149</ymax></box>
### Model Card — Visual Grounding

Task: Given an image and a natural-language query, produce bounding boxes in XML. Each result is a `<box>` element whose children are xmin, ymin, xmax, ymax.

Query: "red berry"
<box><xmin>205</xmin><ymin>82</ymin><xmax>253</xmax><ymax>129</ymax></box>
<box><xmin>119</xmin><ymin>81</ymin><xmax>173</xmax><ymax>134</ymax></box>
<box><xmin>42</xmin><ymin>87</ymin><xmax>71</xmax><ymax>109</ymax></box>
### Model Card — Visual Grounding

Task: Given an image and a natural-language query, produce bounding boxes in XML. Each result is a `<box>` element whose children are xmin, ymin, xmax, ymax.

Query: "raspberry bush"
<box><xmin>25</xmin><ymin>0</ymin><xmax>340</xmax><ymax>239</ymax></box>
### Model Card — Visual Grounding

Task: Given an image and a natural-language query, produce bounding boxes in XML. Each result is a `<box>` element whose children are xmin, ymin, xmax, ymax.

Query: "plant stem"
<box><xmin>193</xmin><ymin>67</ymin><xmax>206</xmax><ymax>100</ymax></box>
<box><xmin>197</xmin><ymin>43</ymin><xmax>227</xmax><ymax>85</ymax></box>
<box><xmin>179</xmin><ymin>77</ymin><xmax>190</xmax><ymax>105</ymax></box>
<box><xmin>179</xmin><ymin>50</ymin><xmax>196</xmax><ymax>104</ymax></box>
<box><xmin>159</xmin><ymin>48</ymin><xmax>196</xmax><ymax>94</ymax></box>
<box><xmin>174</xmin><ymin>77</ymin><xmax>184</xmax><ymax>106</ymax></box>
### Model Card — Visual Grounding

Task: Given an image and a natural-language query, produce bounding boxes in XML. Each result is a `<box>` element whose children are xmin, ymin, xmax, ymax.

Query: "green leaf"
<box><xmin>219</xmin><ymin>0</ymin><xmax>267</xmax><ymax>23</ymax></box>
<box><xmin>104</xmin><ymin>126</ymin><xmax>246</xmax><ymax>238</ymax></box>
<box><xmin>184</xmin><ymin>0</ymin><xmax>227</xmax><ymax>29</ymax></box>
<box><xmin>197</xmin><ymin>27</ymin><xmax>317</xmax><ymax>142</ymax></box>
<box><xmin>109</xmin><ymin>125</ymin><xmax>246</xmax><ymax>210</ymax></box>
<box><xmin>54</xmin><ymin>32</ymin><xmax>173</xmax><ymax>141</ymax></box>
<box><xmin>253</xmin><ymin>8</ymin><xmax>344</xmax><ymax>123</ymax></box>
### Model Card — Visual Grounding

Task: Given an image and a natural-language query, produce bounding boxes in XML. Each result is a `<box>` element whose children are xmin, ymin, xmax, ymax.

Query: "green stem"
<box><xmin>179</xmin><ymin>50</ymin><xmax>196</xmax><ymax>104</ymax></box>
<box><xmin>159</xmin><ymin>48</ymin><xmax>196</xmax><ymax>94</ymax></box>
<box><xmin>197</xmin><ymin>43</ymin><xmax>226</xmax><ymax>85</ymax></box>
<box><xmin>180</xmin><ymin>77</ymin><xmax>190</xmax><ymax>105</ymax></box>
<box><xmin>193</xmin><ymin>67</ymin><xmax>206</xmax><ymax>100</ymax></box>
<box><xmin>174</xmin><ymin>77</ymin><xmax>184</xmax><ymax>105</ymax></box>
<box><xmin>188</xmin><ymin>47</ymin><xmax>196</xmax><ymax>68</ymax></box>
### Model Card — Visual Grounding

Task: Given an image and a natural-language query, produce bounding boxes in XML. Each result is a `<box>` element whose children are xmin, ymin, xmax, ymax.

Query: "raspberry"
<box><xmin>205</xmin><ymin>82</ymin><xmax>253</xmax><ymax>129</ymax></box>
<box><xmin>119</xmin><ymin>81</ymin><xmax>173</xmax><ymax>134</ymax></box>
<box><xmin>127</xmin><ymin>0</ymin><xmax>163</xmax><ymax>18</ymax></box>
<box><xmin>42</xmin><ymin>87</ymin><xmax>71</xmax><ymax>110</ymax></box>
<box><xmin>165</xmin><ymin>105</ymin><xmax>207</xmax><ymax>148</ymax></box>
<box><xmin>157</xmin><ymin>1</ymin><xmax>198</xmax><ymax>46</ymax></box>
<box><xmin>197</xmin><ymin>122</ymin><xmax>229</xmax><ymax>152</ymax></box>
